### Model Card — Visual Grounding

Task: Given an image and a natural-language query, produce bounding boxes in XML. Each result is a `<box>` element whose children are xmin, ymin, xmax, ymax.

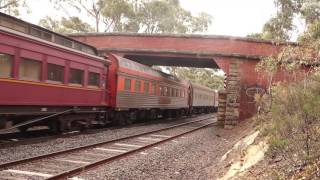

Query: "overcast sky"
<box><xmin>22</xmin><ymin>0</ymin><xmax>279</xmax><ymax>37</ymax></box>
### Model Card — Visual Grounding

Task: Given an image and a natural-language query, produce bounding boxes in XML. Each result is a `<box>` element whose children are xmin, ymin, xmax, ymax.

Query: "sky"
<box><xmin>21</xmin><ymin>0</ymin><xmax>278</xmax><ymax>37</ymax></box>
<box><xmin>180</xmin><ymin>0</ymin><xmax>277</xmax><ymax>36</ymax></box>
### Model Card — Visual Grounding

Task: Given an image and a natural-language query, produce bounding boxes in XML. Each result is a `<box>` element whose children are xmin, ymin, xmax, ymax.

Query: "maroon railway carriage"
<box><xmin>0</xmin><ymin>13</ymin><xmax>110</xmax><ymax>131</ymax></box>
<box><xmin>107</xmin><ymin>54</ymin><xmax>190</xmax><ymax>125</ymax></box>
<box><xmin>0</xmin><ymin>12</ymin><xmax>218</xmax><ymax>133</ymax></box>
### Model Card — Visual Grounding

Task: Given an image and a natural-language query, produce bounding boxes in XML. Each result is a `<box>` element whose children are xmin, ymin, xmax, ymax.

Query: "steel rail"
<box><xmin>0</xmin><ymin>115</ymin><xmax>215</xmax><ymax>169</ymax></box>
<box><xmin>0</xmin><ymin>114</ymin><xmax>214</xmax><ymax>148</ymax></box>
<box><xmin>47</xmin><ymin>121</ymin><xmax>215</xmax><ymax>180</ymax></box>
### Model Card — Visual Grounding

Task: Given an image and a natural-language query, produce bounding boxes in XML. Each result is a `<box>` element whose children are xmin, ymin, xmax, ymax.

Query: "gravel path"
<box><xmin>77</xmin><ymin>119</ymin><xmax>255</xmax><ymax>180</ymax></box>
<box><xmin>0</xmin><ymin>114</ymin><xmax>214</xmax><ymax>164</ymax></box>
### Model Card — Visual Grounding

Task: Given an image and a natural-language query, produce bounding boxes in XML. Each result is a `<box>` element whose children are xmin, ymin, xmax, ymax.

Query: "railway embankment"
<box><xmin>225</xmin><ymin>72</ymin><xmax>320</xmax><ymax>180</ymax></box>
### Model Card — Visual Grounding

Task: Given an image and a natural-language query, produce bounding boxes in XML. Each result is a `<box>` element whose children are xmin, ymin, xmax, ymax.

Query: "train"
<box><xmin>0</xmin><ymin>12</ymin><xmax>218</xmax><ymax>133</ymax></box>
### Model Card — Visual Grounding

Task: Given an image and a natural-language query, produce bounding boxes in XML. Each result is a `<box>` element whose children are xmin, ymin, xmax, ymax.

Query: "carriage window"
<box><xmin>151</xmin><ymin>82</ymin><xmax>156</xmax><ymax>95</ymax></box>
<box><xmin>144</xmin><ymin>82</ymin><xmax>149</xmax><ymax>93</ymax></box>
<box><xmin>124</xmin><ymin>78</ymin><xmax>131</xmax><ymax>91</ymax></box>
<box><xmin>167</xmin><ymin>87</ymin><xmax>171</xmax><ymax>96</ymax></box>
<box><xmin>171</xmin><ymin>88</ymin><xmax>174</xmax><ymax>97</ymax></box>
<box><xmin>89</xmin><ymin>72</ymin><xmax>100</xmax><ymax>87</ymax></box>
<box><xmin>42</xmin><ymin>31</ymin><xmax>53</xmax><ymax>41</ymax></box>
<box><xmin>30</xmin><ymin>27</ymin><xmax>41</xmax><ymax>38</ymax></box>
<box><xmin>69</xmin><ymin>68</ymin><xmax>83</xmax><ymax>85</ymax></box>
<box><xmin>182</xmin><ymin>90</ymin><xmax>185</xmax><ymax>97</ymax></box>
<box><xmin>175</xmin><ymin>89</ymin><xmax>179</xmax><ymax>97</ymax></box>
<box><xmin>0</xmin><ymin>53</ymin><xmax>13</xmax><ymax>78</ymax></box>
<box><xmin>159</xmin><ymin>86</ymin><xmax>163</xmax><ymax>96</ymax></box>
<box><xmin>164</xmin><ymin>87</ymin><xmax>168</xmax><ymax>96</ymax></box>
<box><xmin>47</xmin><ymin>63</ymin><xmax>64</xmax><ymax>83</ymax></box>
<box><xmin>135</xmin><ymin>80</ymin><xmax>141</xmax><ymax>92</ymax></box>
<box><xmin>19</xmin><ymin>58</ymin><xmax>41</xmax><ymax>81</ymax></box>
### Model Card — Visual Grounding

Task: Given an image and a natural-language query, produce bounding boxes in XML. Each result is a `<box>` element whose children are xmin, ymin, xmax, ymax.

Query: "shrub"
<box><xmin>258</xmin><ymin>73</ymin><xmax>320</xmax><ymax>176</ymax></box>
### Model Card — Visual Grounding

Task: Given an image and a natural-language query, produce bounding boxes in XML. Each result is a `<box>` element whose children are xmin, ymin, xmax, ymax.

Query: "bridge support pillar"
<box><xmin>217</xmin><ymin>61</ymin><xmax>241</xmax><ymax>129</ymax></box>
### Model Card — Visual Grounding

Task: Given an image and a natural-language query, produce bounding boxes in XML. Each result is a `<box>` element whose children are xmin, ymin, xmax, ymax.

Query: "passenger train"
<box><xmin>0</xmin><ymin>12</ymin><xmax>218</xmax><ymax>133</ymax></box>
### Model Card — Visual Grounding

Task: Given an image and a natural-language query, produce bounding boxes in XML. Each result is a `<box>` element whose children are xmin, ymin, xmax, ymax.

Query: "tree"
<box><xmin>50</xmin><ymin>0</ymin><xmax>105</xmax><ymax>32</ymax></box>
<box><xmin>101</xmin><ymin>0</ymin><xmax>138</xmax><ymax>32</ymax></box>
<box><xmin>165</xmin><ymin>67</ymin><xmax>224</xmax><ymax>90</ymax></box>
<box><xmin>39</xmin><ymin>16</ymin><xmax>61</xmax><ymax>32</ymax></box>
<box><xmin>0</xmin><ymin>0</ymin><xmax>27</xmax><ymax>16</ymax></box>
<box><xmin>50</xmin><ymin>0</ymin><xmax>212</xmax><ymax>34</ymax></box>
<box><xmin>260</xmin><ymin>12</ymin><xmax>294</xmax><ymax>41</ymax></box>
<box><xmin>136</xmin><ymin>0</ymin><xmax>212</xmax><ymax>33</ymax></box>
<box><xmin>248</xmin><ymin>0</ymin><xmax>320</xmax><ymax>41</ymax></box>
<box><xmin>39</xmin><ymin>16</ymin><xmax>94</xmax><ymax>33</ymax></box>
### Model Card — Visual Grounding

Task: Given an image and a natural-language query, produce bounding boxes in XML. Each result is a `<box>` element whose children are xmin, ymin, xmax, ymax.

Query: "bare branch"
<box><xmin>0</xmin><ymin>0</ymin><xmax>19</xmax><ymax>9</ymax></box>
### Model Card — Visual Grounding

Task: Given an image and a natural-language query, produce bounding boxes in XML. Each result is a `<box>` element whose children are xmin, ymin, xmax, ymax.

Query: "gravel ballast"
<box><xmin>0</xmin><ymin>114</ymin><xmax>213</xmax><ymax>164</ymax></box>
<box><xmin>77</xmin><ymin>119</ymin><xmax>255</xmax><ymax>180</ymax></box>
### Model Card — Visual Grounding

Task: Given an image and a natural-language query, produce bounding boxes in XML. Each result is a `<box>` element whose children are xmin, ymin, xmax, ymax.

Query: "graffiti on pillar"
<box><xmin>245</xmin><ymin>85</ymin><xmax>266</xmax><ymax>103</ymax></box>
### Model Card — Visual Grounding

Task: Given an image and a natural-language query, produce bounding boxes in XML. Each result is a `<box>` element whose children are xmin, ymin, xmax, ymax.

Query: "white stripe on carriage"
<box><xmin>153</xmin><ymin>147</ymin><xmax>162</xmax><ymax>150</ymax></box>
<box><xmin>4</xmin><ymin>169</ymin><xmax>52</xmax><ymax>178</ymax></box>
<box><xmin>56</xmin><ymin>159</ymin><xmax>90</xmax><ymax>164</ymax></box>
<box><xmin>150</xmin><ymin>134</ymin><xmax>172</xmax><ymax>138</ymax></box>
<box><xmin>138</xmin><ymin>137</ymin><xmax>162</xmax><ymax>142</ymax></box>
<box><xmin>114</xmin><ymin>143</ymin><xmax>143</xmax><ymax>148</ymax></box>
<box><xmin>140</xmin><ymin>152</ymin><xmax>148</xmax><ymax>155</ymax></box>
<box><xmin>95</xmin><ymin>148</ymin><xmax>128</xmax><ymax>153</ymax></box>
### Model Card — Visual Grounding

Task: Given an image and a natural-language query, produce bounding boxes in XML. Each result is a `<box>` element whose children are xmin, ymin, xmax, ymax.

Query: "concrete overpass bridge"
<box><xmin>69</xmin><ymin>33</ymin><xmax>294</xmax><ymax>128</ymax></box>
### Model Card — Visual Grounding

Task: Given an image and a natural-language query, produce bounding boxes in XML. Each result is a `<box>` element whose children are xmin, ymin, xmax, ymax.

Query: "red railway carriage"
<box><xmin>0</xmin><ymin>13</ymin><xmax>110</xmax><ymax>131</ymax></box>
<box><xmin>107</xmin><ymin>54</ymin><xmax>190</xmax><ymax>124</ymax></box>
<box><xmin>0</xmin><ymin>12</ymin><xmax>218</xmax><ymax>132</ymax></box>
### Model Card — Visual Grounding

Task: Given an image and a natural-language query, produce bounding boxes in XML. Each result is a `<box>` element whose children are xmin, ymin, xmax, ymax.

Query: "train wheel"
<box><xmin>0</xmin><ymin>117</ymin><xmax>6</xmax><ymax>129</ymax></box>
<box><xmin>125</xmin><ymin>112</ymin><xmax>133</xmax><ymax>125</ymax></box>
<box><xmin>18</xmin><ymin>126</ymin><xmax>28</xmax><ymax>133</ymax></box>
<box><xmin>137</xmin><ymin>110</ymin><xmax>147</xmax><ymax>122</ymax></box>
<box><xmin>115</xmin><ymin>112</ymin><xmax>127</xmax><ymax>126</ymax></box>
<box><xmin>176</xmin><ymin>109</ymin><xmax>182</xmax><ymax>118</ymax></box>
<box><xmin>49</xmin><ymin>121</ymin><xmax>60</xmax><ymax>133</ymax></box>
<box><xmin>163</xmin><ymin>110</ymin><xmax>171</xmax><ymax>119</ymax></box>
<box><xmin>128</xmin><ymin>111</ymin><xmax>137</xmax><ymax>124</ymax></box>
<box><xmin>148</xmin><ymin>109</ymin><xmax>157</xmax><ymax>121</ymax></box>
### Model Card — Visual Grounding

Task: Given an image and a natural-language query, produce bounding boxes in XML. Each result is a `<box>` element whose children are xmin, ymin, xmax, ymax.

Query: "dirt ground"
<box><xmin>208</xmin><ymin>119</ymin><xmax>265</xmax><ymax>180</ymax></box>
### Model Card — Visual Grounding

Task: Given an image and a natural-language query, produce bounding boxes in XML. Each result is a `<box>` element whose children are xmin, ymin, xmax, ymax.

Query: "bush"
<box><xmin>257</xmin><ymin>73</ymin><xmax>320</xmax><ymax>176</ymax></box>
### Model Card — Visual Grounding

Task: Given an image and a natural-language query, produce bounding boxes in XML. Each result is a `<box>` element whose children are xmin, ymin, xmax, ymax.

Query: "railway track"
<box><xmin>0</xmin><ymin>114</ymin><xmax>214</xmax><ymax>148</ymax></box>
<box><xmin>0</xmin><ymin>115</ymin><xmax>216</xmax><ymax>180</ymax></box>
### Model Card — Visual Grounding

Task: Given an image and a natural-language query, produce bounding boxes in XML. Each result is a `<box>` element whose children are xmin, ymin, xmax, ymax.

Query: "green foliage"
<box><xmin>299</xmin><ymin>20</ymin><xmax>320</xmax><ymax>44</ymax></box>
<box><xmin>49</xmin><ymin>0</ymin><xmax>212</xmax><ymax>33</ymax></box>
<box><xmin>257</xmin><ymin>73</ymin><xmax>320</xmax><ymax>177</ymax></box>
<box><xmin>136</xmin><ymin>0</ymin><xmax>212</xmax><ymax>33</ymax></box>
<box><xmin>39</xmin><ymin>16</ymin><xmax>94</xmax><ymax>33</ymax></box>
<box><xmin>255</xmin><ymin>17</ymin><xmax>320</xmax><ymax>175</ymax></box>
<box><xmin>101</xmin><ymin>0</ymin><xmax>137</xmax><ymax>32</ymax></box>
<box><xmin>249</xmin><ymin>0</ymin><xmax>320</xmax><ymax>41</ymax></box>
<box><xmin>246</xmin><ymin>33</ymin><xmax>264</xmax><ymax>39</ymax></box>
<box><xmin>50</xmin><ymin>0</ymin><xmax>105</xmax><ymax>32</ymax></box>
<box><xmin>165</xmin><ymin>67</ymin><xmax>224</xmax><ymax>90</ymax></box>
<box><xmin>260</xmin><ymin>13</ymin><xmax>293</xmax><ymax>41</ymax></box>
